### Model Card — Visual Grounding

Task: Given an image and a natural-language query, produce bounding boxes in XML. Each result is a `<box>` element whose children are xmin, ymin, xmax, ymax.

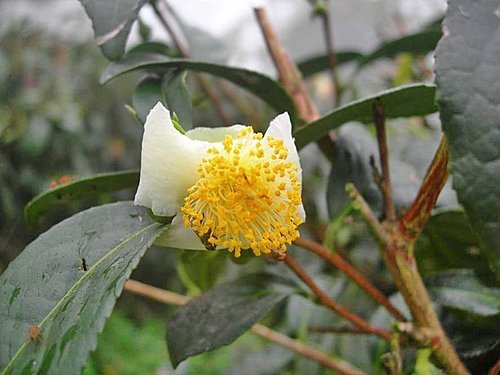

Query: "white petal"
<box><xmin>154</xmin><ymin>214</ymin><xmax>206</xmax><ymax>250</ymax></box>
<box><xmin>186</xmin><ymin>125</ymin><xmax>246</xmax><ymax>142</ymax></box>
<box><xmin>265</xmin><ymin>112</ymin><xmax>306</xmax><ymax>221</ymax></box>
<box><xmin>134</xmin><ymin>102</ymin><xmax>212</xmax><ymax>216</ymax></box>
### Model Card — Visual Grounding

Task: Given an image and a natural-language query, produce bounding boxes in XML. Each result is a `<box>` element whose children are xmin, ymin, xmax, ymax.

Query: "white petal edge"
<box><xmin>154</xmin><ymin>213</ymin><xmax>206</xmax><ymax>250</ymax></box>
<box><xmin>264</xmin><ymin>112</ymin><xmax>306</xmax><ymax>221</ymax></box>
<box><xmin>134</xmin><ymin>102</ymin><xmax>213</xmax><ymax>216</ymax></box>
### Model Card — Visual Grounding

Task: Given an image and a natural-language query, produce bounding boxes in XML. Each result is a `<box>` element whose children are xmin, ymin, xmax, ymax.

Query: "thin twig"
<box><xmin>373</xmin><ymin>102</ymin><xmax>396</xmax><ymax>221</ymax></box>
<box><xmin>284</xmin><ymin>254</ymin><xmax>392</xmax><ymax>341</ymax></box>
<box><xmin>345</xmin><ymin>183</ymin><xmax>391</xmax><ymax>246</ymax></box>
<box><xmin>253</xmin><ymin>6</ymin><xmax>337</xmax><ymax>160</ymax></box>
<box><xmin>123</xmin><ymin>279</ymin><xmax>364</xmax><ymax>374</ymax></box>
<box><xmin>399</xmin><ymin>134</ymin><xmax>449</xmax><ymax>240</ymax></box>
<box><xmin>294</xmin><ymin>237</ymin><xmax>406</xmax><ymax>321</ymax></box>
<box><xmin>152</xmin><ymin>0</ymin><xmax>232</xmax><ymax>124</ymax></box>
<box><xmin>316</xmin><ymin>2</ymin><xmax>341</xmax><ymax>106</ymax></box>
<box><xmin>309</xmin><ymin>325</ymin><xmax>370</xmax><ymax>335</ymax></box>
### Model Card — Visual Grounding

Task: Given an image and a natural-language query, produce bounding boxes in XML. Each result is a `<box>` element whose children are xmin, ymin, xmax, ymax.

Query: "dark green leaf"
<box><xmin>0</xmin><ymin>202</ymin><xmax>165</xmax><ymax>374</ymax></box>
<box><xmin>179</xmin><ymin>250</ymin><xmax>226</xmax><ymax>291</ymax></box>
<box><xmin>162</xmin><ymin>70</ymin><xmax>193</xmax><ymax>130</ymax></box>
<box><xmin>79</xmin><ymin>0</ymin><xmax>146</xmax><ymax>61</ymax></box>
<box><xmin>357</xmin><ymin>31</ymin><xmax>442</xmax><ymax>68</ymax></box>
<box><xmin>435</xmin><ymin>0</ymin><xmax>500</xmax><ymax>283</ymax></box>
<box><xmin>297</xmin><ymin>52</ymin><xmax>363</xmax><ymax>78</ymax></box>
<box><xmin>24</xmin><ymin>170</ymin><xmax>139</xmax><ymax>227</ymax></box>
<box><xmin>100</xmin><ymin>53</ymin><xmax>297</xmax><ymax>122</ymax></box>
<box><xmin>427</xmin><ymin>270</ymin><xmax>500</xmax><ymax>372</ymax></box>
<box><xmin>166</xmin><ymin>273</ymin><xmax>298</xmax><ymax>367</ymax></box>
<box><xmin>416</xmin><ymin>211</ymin><xmax>496</xmax><ymax>282</ymax></box>
<box><xmin>294</xmin><ymin>83</ymin><xmax>437</xmax><ymax>150</ymax></box>
<box><xmin>133</xmin><ymin>76</ymin><xmax>166</xmax><ymax>124</ymax></box>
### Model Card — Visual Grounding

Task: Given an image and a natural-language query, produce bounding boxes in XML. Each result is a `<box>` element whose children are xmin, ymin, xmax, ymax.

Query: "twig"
<box><xmin>294</xmin><ymin>237</ymin><xmax>406</xmax><ymax>321</ymax></box>
<box><xmin>284</xmin><ymin>254</ymin><xmax>392</xmax><ymax>341</ymax></box>
<box><xmin>152</xmin><ymin>0</ymin><xmax>231</xmax><ymax>124</ymax></box>
<box><xmin>399</xmin><ymin>134</ymin><xmax>449</xmax><ymax>240</ymax></box>
<box><xmin>373</xmin><ymin>102</ymin><xmax>396</xmax><ymax>221</ymax></box>
<box><xmin>123</xmin><ymin>279</ymin><xmax>364</xmax><ymax>374</ymax></box>
<box><xmin>345</xmin><ymin>183</ymin><xmax>391</xmax><ymax>246</ymax></box>
<box><xmin>309</xmin><ymin>325</ymin><xmax>370</xmax><ymax>335</ymax></box>
<box><xmin>314</xmin><ymin>1</ymin><xmax>341</xmax><ymax>106</ymax></box>
<box><xmin>253</xmin><ymin>6</ymin><xmax>337</xmax><ymax>160</ymax></box>
<box><xmin>251</xmin><ymin>325</ymin><xmax>365</xmax><ymax>375</ymax></box>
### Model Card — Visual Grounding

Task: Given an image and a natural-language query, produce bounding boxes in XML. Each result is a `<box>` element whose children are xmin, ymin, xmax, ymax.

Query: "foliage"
<box><xmin>1</xmin><ymin>0</ymin><xmax>498</xmax><ymax>374</ymax></box>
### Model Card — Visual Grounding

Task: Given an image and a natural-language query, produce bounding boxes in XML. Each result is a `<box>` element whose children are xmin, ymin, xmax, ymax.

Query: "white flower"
<box><xmin>134</xmin><ymin>102</ymin><xmax>305</xmax><ymax>257</ymax></box>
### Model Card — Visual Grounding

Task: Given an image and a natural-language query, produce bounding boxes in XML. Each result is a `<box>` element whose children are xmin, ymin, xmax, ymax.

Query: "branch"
<box><xmin>253</xmin><ymin>6</ymin><xmax>336</xmax><ymax>160</ymax></box>
<box><xmin>399</xmin><ymin>134</ymin><xmax>449</xmax><ymax>240</ymax></box>
<box><xmin>294</xmin><ymin>237</ymin><xmax>406</xmax><ymax>321</ymax></box>
<box><xmin>152</xmin><ymin>0</ymin><xmax>231</xmax><ymax>124</ymax></box>
<box><xmin>284</xmin><ymin>254</ymin><xmax>392</xmax><ymax>341</ymax></box>
<box><xmin>373</xmin><ymin>102</ymin><xmax>396</xmax><ymax>221</ymax></box>
<box><xmin>123</xmin><ymin>279</ymin><xmax>364</xmax><ymax>374</ymax></box>
<box><xmin>309</xmin><ymin>325</ymin><xmax>370</xmax><ymax>335</ymax></box>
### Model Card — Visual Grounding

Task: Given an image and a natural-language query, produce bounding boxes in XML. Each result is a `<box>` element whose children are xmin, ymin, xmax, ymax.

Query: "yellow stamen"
<box><xmin>181</xmin><ymin>127</ymin><xmax>303</xmax><ymax>257</ymax></box>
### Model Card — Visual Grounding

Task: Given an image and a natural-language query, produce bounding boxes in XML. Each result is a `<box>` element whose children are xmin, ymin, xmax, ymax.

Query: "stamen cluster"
<box><xmin>181</xmin><ymin>127</ymin><xmax>303</xmax><ymax>257</ymax></box>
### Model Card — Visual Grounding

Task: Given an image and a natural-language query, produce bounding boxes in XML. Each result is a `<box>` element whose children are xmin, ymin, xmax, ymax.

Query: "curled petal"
<box><xmin>134</xmin><ymin>102</ymin><xmax>212</xmax><ymax>216</ymax></box>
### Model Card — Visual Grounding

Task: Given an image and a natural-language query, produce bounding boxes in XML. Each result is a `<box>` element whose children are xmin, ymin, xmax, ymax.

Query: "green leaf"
<box><xmin>166</xmin><ymin>273</ymin><xmax>298</xmax><ymax>367</ymax></box>
<box><xmin>24</xmin><ymin>170</ymin><xmax>139</xmax><ymax>227</ymax></box>
<box><xmin>416</xmin><ymin>211</ymin><xmax>496</xmax><ymax>282</ymax></box>
<box><xmin>435</xmin><ymin>0</ymin><xmax>500</xmax><ymax>283</ymax></box>
<box><xmin>100</xmin><ymin>53</ymin><xmax>297</xmax><ymax>122</ymax></box>
<box><xmin>413</xmin><ymin>348</ymin><xmax>442</xmax><ymax>375</ymax></box>
<box><xmin>428</xmin><ymin>270</ymin><xmax>499</xmax><ymax>318</ymax></box>
<box><xmin>133</xmin><ymin>76</ymin><xmax>166</xmax><ymax>124</ymax></box>
<box><xmin>162</xmin><ymin>70</ymin><xmax>193</xmax><ymax>130</ymax></box>
<box><xmin>357</xmin><ymin>31</ymin><xmax>442</xmax><ymax>69</ymax></box>
<box><xmin>79</xmin><ymin>0</ymin><xmax>146</xmax><ymax>61</ymax></box>
<box><xmin>0</xmin><ymin>202</ymin><xmax>165</xmax><ymax>374</ymax></box>
<box><xmin>297</xmin><ymin>52</ymin><xmax>363</xmax><ymax>78</ymax></box>
<box><xmin>294</xmin><ymin>83</ymin><xmax>437</xmax><ymax>150</ymax></box>
<box><xmin>427</xmin><ymin>270</ymin><xmax>500</xmax><ymax>371</ymax></box>
<box><xmin>178</xmin><ymin>251</ymin><xmax>227</xmax><ymax>291</ymax></box>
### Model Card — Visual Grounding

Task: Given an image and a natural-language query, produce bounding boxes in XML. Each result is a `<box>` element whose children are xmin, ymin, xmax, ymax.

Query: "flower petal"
<box><xmin>265</xmin><ymin>112</ymin><xmax>306</xmax><ymax>221</ymax></box>
<box><xmin>134</xmin><ymin>102</ymin><xmax>212</xmax><ymax>216</ymax></box>
<box><xmin>154</xmin><ymin>214</ymin><xmax>206</xmax><ymax>250</ymax></box>
<box><xmin>186</xmin><ymin>125</ymin><xmax>246</xmax><ymax>142</ymax></box>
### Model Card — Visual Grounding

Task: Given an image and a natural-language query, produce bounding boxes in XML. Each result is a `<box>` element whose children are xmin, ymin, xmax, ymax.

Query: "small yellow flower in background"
<box><xmin>134</xmin><ymin>102</ymin><xmax>305</xmax><ymax>257</ymax></box>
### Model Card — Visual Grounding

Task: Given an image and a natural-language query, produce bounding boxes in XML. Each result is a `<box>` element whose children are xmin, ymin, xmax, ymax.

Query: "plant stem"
<box><xmin>347</xmin><ymin>137</ymin><xmax>469</xmax><ymax>373</ymax></box>
<box><xmin>284</xmin><ymin>254</ymin><xmax>392</xmax><ymax>341</ymax></box>
<box><xmin>123</xmin><ymin>279</ymin><xmax>364</xmax><ymax>374</ymax></box>
<box><xmin>294</xmin><ymin>237</ymin><xmax>406</xmax><ymax>321</ymax></box>
<box><xmin>309</xmin><ymin>326</ymin><xmax>370</xmax><ymax>335</ymax></box>
<box><xmin>253</xmin><ymin>6</ymin><xmax>336</xmax><ymax>160</ymax></box>
<box><xmin>373</xmin><ymin>102</ymin><xmax>396</xmax><ymax>221</ymax></box>
<box><xmin>317</xmin><ymin>2</ymin><xmax>341</xmax><ymax>106</ymax></box>
<box><xmin>399</xmin><ymin>134</ymin><xmax>449</xmax><ymax>241</ymax></box>
<box><xmin>152</xmin><ymin>0</ymin><xmax>231</xmax><ymax>124</ymax></box>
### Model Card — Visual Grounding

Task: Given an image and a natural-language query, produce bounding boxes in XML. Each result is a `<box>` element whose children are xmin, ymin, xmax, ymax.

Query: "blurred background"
<box><xmin>1</xmin><ymin>0</ymin><xmax>453</xmax><ymax>373</ymax></box>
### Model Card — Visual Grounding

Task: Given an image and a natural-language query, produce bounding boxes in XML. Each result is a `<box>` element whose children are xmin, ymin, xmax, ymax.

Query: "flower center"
<box><xmin>181</xmin><ymin>127</ymin><xmax>303</xmax><ymax>257</ymax></box>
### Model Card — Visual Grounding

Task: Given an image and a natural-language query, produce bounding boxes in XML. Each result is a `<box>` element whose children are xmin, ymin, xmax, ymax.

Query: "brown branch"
<box><xmin>253</xmin><ymin>6</ymin><xmax>336</xmax><ymax>160</ymax></box>
<box><xmin>123</xmin><ymin>279</ymin><xmax>364</xmax><ymax>374</ymax></box>
<box><xmin>152</xmin><ymin>0</ymin><xmax>231</xmax><ymax>124</ymax></box>
<box><xmin>373</xmin><ymin>102</ymin><xmax>396</xmax><ymax>221</ymax></box>
<box><xmin>316</xmin><ymin>2</ymin><xmax>341</xmax><ymax>106</ymax></box>
<box><xmin>251</xmin><ymin>325</ymin><xmax>365</xmax><ymax>375</ymax></box>
<box><xmin>294</xmin><ymin>237</ymin><xmax>406</xmax><ymax>321</ymax></box>
<box><xmin>399</xmin><ymin>134</ymin><xmax>449</xmax><ymax>241</ymax></box>
<box><xmin>309</xmin><ymin>325</ymin><xmax>370</xmax><ymax>335</ymax></box>
<box><xmin>284</xmin><ymin>254</ymin><xmax>392</xmax><ymax>341</ymax></box>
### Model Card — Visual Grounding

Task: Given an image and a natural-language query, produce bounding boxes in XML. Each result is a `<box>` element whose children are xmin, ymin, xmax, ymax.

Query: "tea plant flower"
<box><xmin>135</xmin><ymin>103</ymin><xmax>304</xmax><ymax>257</ymax></box>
